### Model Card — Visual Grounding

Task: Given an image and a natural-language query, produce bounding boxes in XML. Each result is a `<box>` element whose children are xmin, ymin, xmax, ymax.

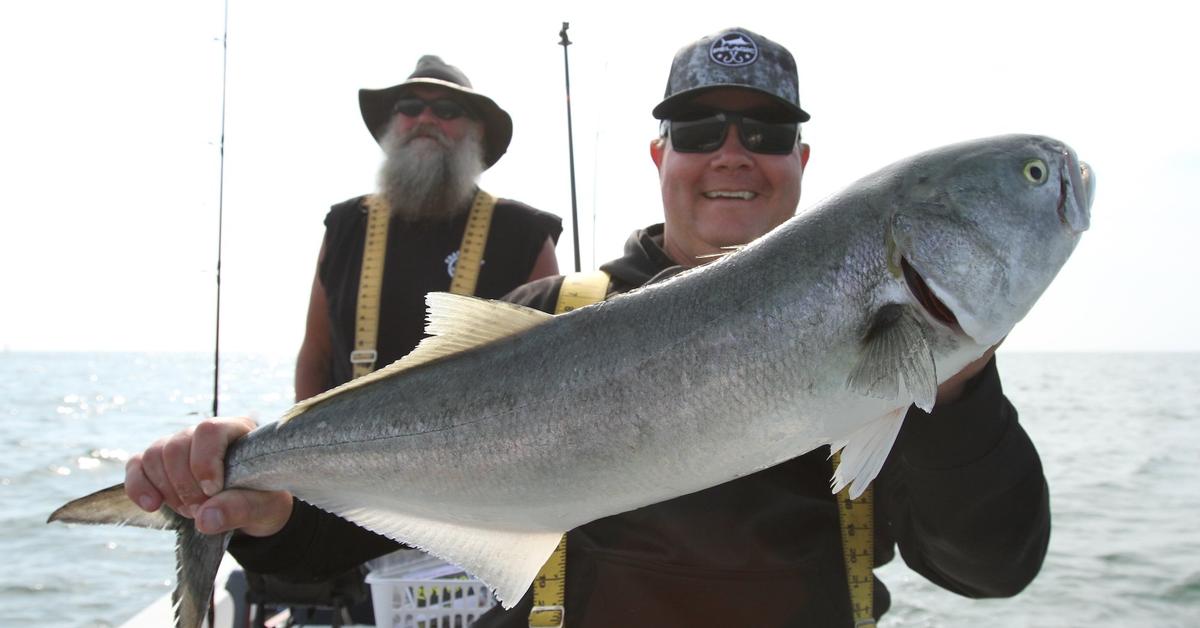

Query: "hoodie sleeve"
<box><xmin>879</xmin><ymin>357</ymin><xmax>1051</xmax><ymax>597</ymax></box>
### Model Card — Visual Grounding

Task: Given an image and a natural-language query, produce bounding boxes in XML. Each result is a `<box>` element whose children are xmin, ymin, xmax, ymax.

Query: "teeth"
<box><xmin>703</xmin><ymin>191</ymin><xmax>756</xmax><ymax>200</ymax></box>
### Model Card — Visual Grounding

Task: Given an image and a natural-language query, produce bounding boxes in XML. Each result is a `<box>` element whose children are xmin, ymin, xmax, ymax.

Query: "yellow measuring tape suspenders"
<box><xmin>527</xmin><ymin>271</ymin><xmax>611</xmax><ymax>628</ymax></box>
<box><xmin>553</xmin><ymin>270</ymin><xmax>612</xmax><ymax>313</ymax></box>
<box><xmin>448</xmin><ymin>190</ymin><xmax>499</xmax><ymax>297</ymax></box>
<box><xmin>529</xmin><ymin>534</ymin><xmax>568</xmax><ymax>628</ymax></box>
<box><xmin>351</xmin><ymin>191</ymin><xmax>498</xmax><ymax>379</ymax></box>
<box><xmin>350</xmin><ymin>195</ymin><xmax>391</xmax><ymax>379</ymax></box>
<box><xmin>834</xmin><ymin>452</ymin><xmax>876</xmax><ymax>627</ymax></box>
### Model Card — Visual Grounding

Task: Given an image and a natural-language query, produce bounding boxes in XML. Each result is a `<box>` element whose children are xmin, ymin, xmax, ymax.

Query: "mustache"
<box><xmin>401</xmin><ymin>124</ymin><xmax>451</xmax><ymax>148</ymax></box>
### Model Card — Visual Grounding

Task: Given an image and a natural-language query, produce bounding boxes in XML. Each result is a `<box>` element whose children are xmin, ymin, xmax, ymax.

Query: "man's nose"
<box><xmin>710</xmin><ymin>125</ymin><xmax>753</xmax><ymax>168</ymax></box>
<box><xmin>414</xmin><ymin>105</ymin><xmax>442</xmax><ymax>125</ymax></box>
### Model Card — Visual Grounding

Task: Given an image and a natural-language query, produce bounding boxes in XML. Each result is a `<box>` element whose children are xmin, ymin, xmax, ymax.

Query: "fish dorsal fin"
<box><xmin>830</xmin><ymin>407</ymin><xmax>907</xmax><ymax>498</ymax></box>
<box><xmin>845</xmin><ymin>303</ymin><xmax>937</xmax><ymax>412</ymax></box>
<box><xmin>296</xmin><ymin>489</ymin><xmax>563</xmax><ymax>609</ymax></box>
<box><xmin>404</xmin><ymin>292</ymin><xmax>554</xmax><ymax>364</ymax></box>
<box><xmin>694</xmin><ymin>244</ymin><xmax>745</xmax><ymax>261</ymax></box>
<box><xmin>279</xmin><ymin>292</ymin><xmax>553</xmax><ymax>425</ymax></box>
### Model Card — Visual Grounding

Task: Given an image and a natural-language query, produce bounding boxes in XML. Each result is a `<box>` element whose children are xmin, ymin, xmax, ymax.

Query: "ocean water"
<box><xmin>0</xmin><ymin>352</ymin><xmax>295</xmax><ymax>627</ymax></box>
<box><xmin>1</xmin><ymin>351</ymin><xmax>1198</xmax><ymax>626</ymax></box>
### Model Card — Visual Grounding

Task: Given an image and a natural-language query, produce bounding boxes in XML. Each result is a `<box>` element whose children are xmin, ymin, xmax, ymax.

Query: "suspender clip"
<box><xmin>528</xmin><ymin>605</ymin><xmax>564</xmax><ymax>628</ymax></box>
<box><xmin>349</xmin><ymin>350</ymin><xmax>378</xmax><ymax>365</ymax></box>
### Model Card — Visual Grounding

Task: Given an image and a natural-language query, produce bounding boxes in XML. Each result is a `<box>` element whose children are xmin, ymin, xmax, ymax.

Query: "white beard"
<box><xmin>376</xmin><ymin>124</ymin><xmax>485</xmax><ymax>223</ymax></box>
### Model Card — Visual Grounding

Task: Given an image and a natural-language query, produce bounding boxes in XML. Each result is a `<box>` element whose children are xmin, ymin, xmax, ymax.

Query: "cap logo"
<box><xmin>709</xmin><ymin>32</ymin><xmax>758</xmax><ymax>67</ymax></box>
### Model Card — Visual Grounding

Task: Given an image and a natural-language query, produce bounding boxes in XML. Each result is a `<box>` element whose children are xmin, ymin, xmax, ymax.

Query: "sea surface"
<box><xmin>1</xmin><ymin>351</ymin><xmax>1198</xmax><ymax>627</ymax></box>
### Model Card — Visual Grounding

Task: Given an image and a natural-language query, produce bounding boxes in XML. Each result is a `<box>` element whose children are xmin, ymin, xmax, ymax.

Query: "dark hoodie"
<box><xmin>230</xmin><ymin>225</ymin><xmax>1050</xmax><ymax>628</ymax></box>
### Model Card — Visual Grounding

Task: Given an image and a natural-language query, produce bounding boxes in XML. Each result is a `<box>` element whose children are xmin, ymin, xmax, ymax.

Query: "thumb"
<box><xmin>194</xmin><ymin>488</ymin><xmax>294</xmax><ymax>537</ymax></box>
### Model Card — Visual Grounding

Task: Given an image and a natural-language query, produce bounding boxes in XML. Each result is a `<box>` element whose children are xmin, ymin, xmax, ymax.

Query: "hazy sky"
<box><xmin>1</xmin><ymin>1</ymin><xmax>1196</xmax><ymax>353</ymax></box>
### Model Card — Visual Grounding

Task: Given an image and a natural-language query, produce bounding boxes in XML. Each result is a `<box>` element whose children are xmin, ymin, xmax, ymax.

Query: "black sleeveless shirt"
<box><xmin>318</xmin><ymin>193</ymin><xmax>562</xmax><ymax>387</ymax></box>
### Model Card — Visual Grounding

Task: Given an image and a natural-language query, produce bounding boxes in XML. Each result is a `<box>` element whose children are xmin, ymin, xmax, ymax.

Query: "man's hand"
<box><xmin>935</xmin><ymin>340</ymin><xmax>1003</xmax><ymax>405</ymax></box>
<box><xmin>124</xmin><ymin>416</ymin><xmax>294</xmax><ymax>537</ymax></box>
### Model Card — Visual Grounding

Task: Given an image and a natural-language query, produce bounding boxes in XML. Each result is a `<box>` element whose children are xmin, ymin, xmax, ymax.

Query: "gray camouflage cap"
<box><xmin>653</xmin><ymin>27</ymin><xmax>809</xmax><ymax>122</ymax></box>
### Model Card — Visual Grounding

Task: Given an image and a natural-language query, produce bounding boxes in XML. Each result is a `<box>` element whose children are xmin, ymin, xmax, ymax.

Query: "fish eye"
<box><xmin>1023</xmin><ymin>159</ymin><xmax>1049</xmax><ymax>185</ymax></box>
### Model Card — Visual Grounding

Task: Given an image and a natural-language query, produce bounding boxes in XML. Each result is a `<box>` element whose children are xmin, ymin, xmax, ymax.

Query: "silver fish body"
<box><xmin>50</xmin><ymin>134</ymin><xmax>1093</xmax><ymax>626</ymax></box>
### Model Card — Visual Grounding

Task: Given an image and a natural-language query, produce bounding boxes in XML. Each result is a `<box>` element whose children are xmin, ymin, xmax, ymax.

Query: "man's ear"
<box><xmin>800</xmin><ymin>143</ymin><xmax>811</xmax><ymax>169</ymax></box>
<box><xmin>650</xmin><ymin>137</ymin><xmax>666</xmax><ymax>170</ymax></box>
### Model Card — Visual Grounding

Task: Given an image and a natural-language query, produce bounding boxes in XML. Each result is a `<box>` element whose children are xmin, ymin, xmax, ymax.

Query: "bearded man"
<box><xmin>296</xmin><ymin>55</ymin><xmax>562</xmax><ymax>400</ymax></box>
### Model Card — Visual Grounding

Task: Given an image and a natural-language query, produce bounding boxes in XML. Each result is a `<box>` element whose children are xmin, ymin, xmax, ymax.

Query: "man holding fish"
<box><xmin>111</xmin><ymin>27</ymin><xmax>1063</xmax><ymax>627</ymax></box>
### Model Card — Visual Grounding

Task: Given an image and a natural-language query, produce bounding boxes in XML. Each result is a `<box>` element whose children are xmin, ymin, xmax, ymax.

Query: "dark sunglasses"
<box><xmin>662</xmin><ymin>111</ymin><xmax>800</xmax><ymax>155</ymax></box>
<box><xmin>391</xmin><ymin>97</ymin><xmax>474</xmax><ymax>121</ymax></box>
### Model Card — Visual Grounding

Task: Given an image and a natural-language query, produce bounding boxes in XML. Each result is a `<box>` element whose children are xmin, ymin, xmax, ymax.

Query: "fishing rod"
<box><xmin>559</xmin><ymin>22</ymin><xmax>581</xmax><ymax>273</ymax></box>
<box><xmin>208</xmin><ymin>2</ymin><xmax>230</xmax><ymax>624</ymax></box>
<box><xmin>212</xmin><ymin>0</ymin><xmax>230</xmax><ymax>420</ymax></box>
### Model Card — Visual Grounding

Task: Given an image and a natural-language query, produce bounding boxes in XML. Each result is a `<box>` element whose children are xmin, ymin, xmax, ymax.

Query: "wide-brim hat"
<box><xmin>359</xmin><ymin>55</ymin><xmax>513</xmax><ymax>168</ymax></box>
<box><xmin>653</xmin><ymin>28</ymin><xmax>810</xmax><ymax>123</ymax></box>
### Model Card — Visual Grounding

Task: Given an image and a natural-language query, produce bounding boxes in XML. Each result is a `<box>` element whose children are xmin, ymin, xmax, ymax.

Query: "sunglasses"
<box><xmin>662</xmin><ymin>111</ymin><xmax>800</xmax><ymax>155</ymax></box>
<box><xmin>391</xmin><ymin>97</ymin><xmax>474</xmax><ymax>121</ymax></box>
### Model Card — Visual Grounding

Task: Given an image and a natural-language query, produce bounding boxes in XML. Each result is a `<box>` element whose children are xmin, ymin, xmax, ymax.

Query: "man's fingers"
<box><xmin>195</xmin><ymin>489</ymin><xmax>293</xmax><ymax>537</ymax></box>
<box><xmin>123</xmin><ymin>417</ymin><xmax>260</xmax><ymax>519</ymax></box>
<box><xmin>162</xmin><ymin>428</ymin><xmax>206</xmax><ymax>517</ymax></box>
<box><xmin>190</xmin><ymin>418</ymin><xmax>256</xmax><ymax>497</ymax></box>
<box><xmin>124</xmin><ymin>454</ymin><xmax>162</xmax><ymax>512</ymax></box>
<box><xmin>135</xmin><ymin>437</ymin><xmax>180</xmax><ymax>512</ymax></box>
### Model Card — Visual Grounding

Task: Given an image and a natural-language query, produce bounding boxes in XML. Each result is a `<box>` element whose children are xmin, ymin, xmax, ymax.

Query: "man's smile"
<box><xmin>702</xmin><ymin>190</ymin><xmax>758</xmax><ymax>200</ymax></box>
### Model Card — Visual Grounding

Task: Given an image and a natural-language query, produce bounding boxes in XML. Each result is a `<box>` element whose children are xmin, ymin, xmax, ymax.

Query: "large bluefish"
<box><xmin>51</xmin><ymin>134</ymin><xmax>1093</xmax><ymax>627</ymax></box>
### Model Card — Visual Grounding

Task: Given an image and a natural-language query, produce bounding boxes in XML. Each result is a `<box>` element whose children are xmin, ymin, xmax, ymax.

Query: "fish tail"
<box><xmin>48</xmin><ymin>483</ymin><xmax>176</xmax><ymax>529</ymax></box>
<box><xmin>48</xmin><ymin>484</ymin><xmax>230</xmax><ymax>628</ymax></box>
<box><xmin>173</xmin><ymin>519</ymin><xmax>230</xmax><ymax>628</ymax></box>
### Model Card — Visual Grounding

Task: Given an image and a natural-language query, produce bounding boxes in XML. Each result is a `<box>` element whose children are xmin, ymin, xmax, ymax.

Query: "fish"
<box><xmin>49</xmin><ymin>134</ymin><xmax>1093</xmax><ymax>627</ymax></box>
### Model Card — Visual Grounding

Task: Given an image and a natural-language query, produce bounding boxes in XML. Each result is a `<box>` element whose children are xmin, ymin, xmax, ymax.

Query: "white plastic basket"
<box><xmin>365</xmin><ymin>550</ymin><xmax>496</xmax><ymax>628</ymax></box>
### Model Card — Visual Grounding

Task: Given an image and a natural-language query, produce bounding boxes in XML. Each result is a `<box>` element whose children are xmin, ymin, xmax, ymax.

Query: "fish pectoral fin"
<box><xmin>299</xmin><ymin>493</ymin><xmax>561</xmax><ymax>609</ymax></box>
<box><xmin>280</xmin><ymin>293</ymin><xmax>553</xmax><ymax>424</ymax></box>
<box><xmin>830</xmin><ymin>407</ymin><xmax>907</xmax><ymax>499</ymax></box>
<box><xmin>845</xmin><ymin>303</ymin><xmax>938</xmax><ymax>412</ymax></box>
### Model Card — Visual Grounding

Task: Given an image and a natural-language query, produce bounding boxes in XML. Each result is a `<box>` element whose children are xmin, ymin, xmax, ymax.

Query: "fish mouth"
<box><xmin>901</xmin><ymin>257</ymin><xmax>959</xmax><ymax>329</ymax></box>
<box><xmin>1057</xmin><ymin>150</ymin><xmax>1092</xmax><ymax>234</ymax></box>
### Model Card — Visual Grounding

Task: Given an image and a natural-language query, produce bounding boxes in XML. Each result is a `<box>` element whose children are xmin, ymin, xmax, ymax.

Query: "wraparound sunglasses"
<box><xmin>662</xmin><ymin>111</ymin><xmax>800</xmax><ymax>155</ymax></box>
